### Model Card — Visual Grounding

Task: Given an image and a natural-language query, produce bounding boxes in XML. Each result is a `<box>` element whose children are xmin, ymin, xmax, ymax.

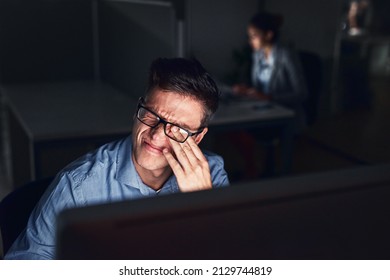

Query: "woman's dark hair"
<box><xmin>145</xmin><ymin>57</ymin><xmax>220</xmax><ymax>126</ymax></box>
<box><xmin>249</xmin><ymin>12</ymin><xmax>284</xmax><ymax>43</ymax></box>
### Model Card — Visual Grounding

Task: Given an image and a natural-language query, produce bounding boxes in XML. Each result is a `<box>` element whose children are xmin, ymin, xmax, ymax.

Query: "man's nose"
<box><xmin>150</xmin><ymin>123</ymin><xmax>166</xmax><ymax>140</ymax></box>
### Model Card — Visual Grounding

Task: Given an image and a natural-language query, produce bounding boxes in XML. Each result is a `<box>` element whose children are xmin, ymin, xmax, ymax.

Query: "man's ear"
<box><xmin>195</xmin><ymin>127</ymin><xmax>208</xmax><ymax>145</ymax></box>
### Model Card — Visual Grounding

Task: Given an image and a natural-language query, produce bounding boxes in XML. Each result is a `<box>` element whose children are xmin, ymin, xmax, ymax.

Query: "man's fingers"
<box><xmin>185</xmin><ymin>135</ymin><xmax>207</xmax><ymax>161</ymax></box>
<box><xmin>163</xmin><ymin>148</ymin><xmax>184</xmax><ymax>177</ymax></box>
<box><xmin>168</xmin><ymin>139</ymin><xmax>192</xmax><ymax>169</ymax></box>
<box><xmin>168</xmin><ymin>125</ymin><xmax>187</xmax><ymax>142</ymax></box>
<box><xmin>164</xmin><ymin>128</ymin><xmax>212</xmax><ymax>193</ymax></box>
<box><xmin>170</xmin><ymin>127</ymin><xmax>199</xmax><ymax>164</ymax></box>
<box><xmin>170</xmin><ymin>126</ymin><xmax>208</xmax><ymax>165</ymax></box>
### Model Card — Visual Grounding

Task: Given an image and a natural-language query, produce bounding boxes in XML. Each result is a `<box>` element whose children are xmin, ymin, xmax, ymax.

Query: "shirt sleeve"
<box><xmin>4</xmin><ymin>172</ymin><xmax>80</xmax><ymax>260</ymax></box>
<box><xmin>208</xmin><ymin>153</ymin><xmax>230</xmax><ymax>188</ymax></box>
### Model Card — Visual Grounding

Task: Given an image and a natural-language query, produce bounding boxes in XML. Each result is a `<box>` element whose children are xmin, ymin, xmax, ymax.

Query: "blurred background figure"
<box><xmin>232</xmin><ymin>12</ymin><xmax>308</xmax><ymax>132</ymax></box>
<box><xmin>227</xmin><ymin>12</ymin><xmax>308</xmax><ymax>179</ymax></box>
<box><xmin>345</xmin><ymin>0</ymin><xmax>372</xmax><ymax>36</ymax></box>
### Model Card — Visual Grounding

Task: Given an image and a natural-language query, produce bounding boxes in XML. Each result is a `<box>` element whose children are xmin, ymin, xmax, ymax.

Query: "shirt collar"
<box><xmin>254</xmin><ymin>47</ymin><xmax>275</xmax><ymax>67</ymax></box>
<box><xmin>116</xmin><ymin>135</ymin><xmax>179</xmax><ymax>195</ymax></box>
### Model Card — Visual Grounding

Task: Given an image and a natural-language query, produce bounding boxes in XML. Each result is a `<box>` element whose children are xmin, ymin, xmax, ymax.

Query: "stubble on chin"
<box><xmin>132</xmin><ymin>144</ymin><xmax>170</xmax><ymax>172</ymax></box>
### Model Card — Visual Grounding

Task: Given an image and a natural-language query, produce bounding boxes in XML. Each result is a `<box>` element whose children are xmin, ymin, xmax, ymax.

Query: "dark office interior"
<box><xmin>1</xmin><ymin>0</ymin><xmax>390</xmax><ymax>259</ymax></box>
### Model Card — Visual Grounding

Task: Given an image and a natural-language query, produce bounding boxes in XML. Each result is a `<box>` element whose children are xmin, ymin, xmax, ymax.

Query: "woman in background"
<box><xmin>233</xmin><ymin>12</ymin><xmax>308</xmax><ymax>131</ymax></box>
<box><xmin>230</xmin><ymin>12</ymin><xmax>308</xmax><ymax>179</ymax></box>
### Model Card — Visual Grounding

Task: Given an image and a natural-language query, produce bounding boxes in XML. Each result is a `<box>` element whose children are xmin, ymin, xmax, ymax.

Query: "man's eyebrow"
<box><xmin>166</xmin><ymin>117</ymin><xmax>193</xmax><ymax>131</ymax></box>
<box><xmin>147</xmin><ymin>105</ymin><xmax>195</xmax><ymax>131</ymax></box>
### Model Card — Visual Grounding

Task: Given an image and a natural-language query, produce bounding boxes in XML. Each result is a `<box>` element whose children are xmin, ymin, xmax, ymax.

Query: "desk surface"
<box><xmin>2</xmin><ymin>81</ymin><xmax>137</xmax><ymax>141</ymax></box>
<box><xmin>2</xmin><ymin>81</ymin><xmax>295</xmax><ymax>141</ymax></box>
<box><xmin>213</xmin><ymin>99</ymin><xmax>294</xmax><ymax>126</ymax></box>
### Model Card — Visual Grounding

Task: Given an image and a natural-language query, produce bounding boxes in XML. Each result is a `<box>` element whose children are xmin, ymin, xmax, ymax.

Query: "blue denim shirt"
<box><xmin>5</xmin><ymin>135</ymin><xmax>229</xmax><ymax>260</ymax></box>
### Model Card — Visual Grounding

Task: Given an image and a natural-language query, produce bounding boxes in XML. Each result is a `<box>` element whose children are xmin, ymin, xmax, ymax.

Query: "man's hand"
<box><xmin>163</xmin><ymin>127</ymin><xmax>212</xmax><ymax>192</ymax></box>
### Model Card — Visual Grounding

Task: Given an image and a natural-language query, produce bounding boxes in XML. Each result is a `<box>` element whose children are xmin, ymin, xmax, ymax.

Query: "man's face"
<box><xmin>132</xmin><ymin>89</ymin><xmax>207</xmax><ymax>174</ymax></box>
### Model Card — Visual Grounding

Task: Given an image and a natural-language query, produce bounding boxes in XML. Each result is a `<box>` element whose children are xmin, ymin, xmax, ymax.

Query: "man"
<box><xmin>5</xmin><ymin>58</ymin><xmax>229</xmax><ymax>259</ymax></box>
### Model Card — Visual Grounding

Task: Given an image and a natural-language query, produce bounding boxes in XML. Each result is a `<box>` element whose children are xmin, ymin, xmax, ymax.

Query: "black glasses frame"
<box><xmin>136</xmin><ymin>100</ymin><xmax>204</xmax><ymax>143</ymax></box>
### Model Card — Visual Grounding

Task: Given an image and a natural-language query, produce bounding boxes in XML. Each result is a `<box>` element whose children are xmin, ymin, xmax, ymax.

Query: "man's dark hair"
<box><xmin>249</xmin><ymin>12</ymin><xmax>283</xmax><ymax>43</ymax></box>
<box><xmin>145</xmin><ymin>57</ymin><xmax>220</xmax><ymax>126</ymax></box>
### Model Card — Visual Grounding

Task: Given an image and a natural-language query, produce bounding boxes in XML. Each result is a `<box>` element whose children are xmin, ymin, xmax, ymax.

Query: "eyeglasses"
<box><xmin>136</xmin><ymin>100</ymin><xmax>204</xmax><ymax>143</ymax></box>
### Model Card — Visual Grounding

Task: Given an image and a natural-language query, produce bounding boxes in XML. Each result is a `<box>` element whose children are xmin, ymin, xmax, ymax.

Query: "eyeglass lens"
<box><xmin>137</xmin><ymin>107</ymin><xmax>189</xmax><ymax>142</ymax></box>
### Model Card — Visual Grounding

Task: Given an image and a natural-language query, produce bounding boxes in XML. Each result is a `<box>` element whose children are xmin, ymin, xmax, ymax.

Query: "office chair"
<box><xmin>0</xmin><ymin>177</ymin><xmax>53</xmax><ymax>255</ymax></box>
<box><xmin>254</xmin><ymin>51</ymin><xmax>323</xmax><ymax>177</ymax></box>
<box><xmin>299</xmin><ymin>51</ymin><xmax>323</xmax><ymax>126</ymax></box>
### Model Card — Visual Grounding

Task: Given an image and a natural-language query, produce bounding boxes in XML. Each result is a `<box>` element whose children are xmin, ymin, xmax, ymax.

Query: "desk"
<box><xmin>2</xmin><ymin>81</ymin><xmax>137</xmax><ymax>187</ymax></box>
<box><xmin>210</xmin><ymin>99</ymin><xmax>295</xmax><ymax>177</ymax></box>
<box><xmin>3</xmin><ymin>82</ymin><xmax>295</xmax><ymax>188</ymax></box>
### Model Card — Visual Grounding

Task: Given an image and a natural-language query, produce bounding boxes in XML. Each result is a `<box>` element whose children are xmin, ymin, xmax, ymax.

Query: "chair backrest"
<box><xmin>0</xmin><ymin>177</ymin><xmax>53</xmax><ymax>255</ymax></box>
<box><xmin>299</xmin><ymin>51</ymin><xmax>323</xmax><ymax>125</ymax></box>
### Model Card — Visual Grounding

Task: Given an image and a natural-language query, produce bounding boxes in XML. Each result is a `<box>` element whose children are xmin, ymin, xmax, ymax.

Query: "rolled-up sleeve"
<box><xmin>207</xmin><ymin>152</ymin><xmax>230</xmax><ymax>188</ymax></box>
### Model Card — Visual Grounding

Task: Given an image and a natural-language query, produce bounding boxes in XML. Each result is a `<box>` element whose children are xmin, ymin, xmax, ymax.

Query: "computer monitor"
<box><xmin>56</xmin><ymin>164</ymin><xmax>390</xmax><ymax>259</ymax></box>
